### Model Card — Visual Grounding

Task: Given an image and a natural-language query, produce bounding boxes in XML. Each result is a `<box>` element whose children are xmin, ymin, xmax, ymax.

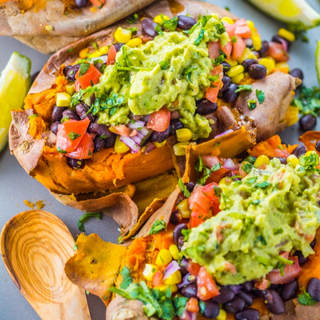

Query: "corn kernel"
<box><xmin>278</xmin><ymin>28</ymin><xmax>295</xmax><ymax>42</ymax></box>
<box><xmin>252</xmin><ymin>34</ymin><xmax>262</xmax><ymax>51</ymax></box>
<box><xmin>153</xmin><ymin>140</ymin><xmax>167</xmax><ymax>148</ymax></box>
<box><xmin>56</xmin><ymin>92</ymin><xmax>71</xmax><ymax>107</ymax></box>
<box><xmin>170</xmin><ymin>284</ymin><xmax>178</xmax><ymax>293</ymax></box>
<box><xmin>154</xmin><ymin>14</ymin><xmax>170</xmax><ymax>25</ymax></box>
<box><xmin>306</xmin><ymin>151</ymin><xmax>317</xmax><ymax>157</ymax></box>
<box><xmin>176</xmin><ymin>128</ymin><xmax>192</xmax><ymax>142</ymax></box>
<box><xmin>231</xmin><ymin>73</ymin><xmax>244</xmax><ymax>84</ymax></box>
<box><xmin>254</xmin><ymin>155</ymin><xmax>270</xmax><ymax>167</ymax></box>
<box><xmin>176</xmin><ymin>199</ymin><xmax>191</xmax><ymax>219</ymax></box>
<box><xmin>224</xmin><ymin>58</ymin><xmax>238</xmax><ymax>67</ymax></box>
<box><xmin>155</xmin><ymin>284</ymin><xmax>167</xmax><ymax>291</ymax></box>
<box><xmin>227</xmin><ymin>65</ymin><xmax>244</xmax><ymax>78</ymax></box>
<box><xmin>143</xmin><ymin>264</ymin><xmax>158</xmax><ymax>281</ymax></box>
<box><xmin>221</xmin><ymin>16</ymin><xmax>234</xmax><ymax>25</ymax></box>
<box><xmin>99</xmin><ymin>46</ymin><xmax>109</xmax><ymax>55</ymax></box>
<box><xmin>173</xmin><ymin>142</ymin><xmax>189</xmax><ymax>156</ymax></box>
<box><xmin>114</xmin><ymin>27</ymin><xmax>132</xmax><ymax>44</ymax></box>
<box><xmin>89</xmin><ymin>50</ymin><xmax>101</xmax><ymax>58</ymax></box>
<box><xmin>216</xmin><ymin>309</ymin><xmax>227</xmax><ymax>320</ymax></box>
<box><xmin>259</xmin><ymin>57</ymin><xmax>275</xmax><ymax>74</ymax></box>
<box><xmin>169</xmin><ymin>245</ymin><xmax>180</xmax><ymax>260</ymax></box>
<box><xmin>114</xmin><ymin>136</ymin><xmax>130</xmax><ymax>153</ymax></box>
<box><xmin>246</xmin><ymin>20</ymin><xmax>255</xmax><ymax>34</ymax></box>
<box><xmin>275</xmin><ymin>62</ymin><xmax>290</xmax><ymax>73</ymax></box>
<box><xmin>126</xmin><ymin>37</ymin><xmax>143</xmax><ymax>48</ymax></box>
<box><xmin>287</xmin><ymin>155</ymin><xmax>299</xmax><ymax>168</ymax></box>
<box><xmin>156</xmin><ymin>249</ymin><xmax>172</xmax><ymax>266</ymax></box>
<box><xmin>163</xmin><ymin>270</ymin><xmax>182</xmax><ymax>285</ymax></box>
<box><xmin>79</xmin><ymin>48</ymin><xmax>89</xmax><ymax>59</ymax></box>
<box><xmin>66</xmin><ymin>83</ymin><xmax>75</xmax><ymax>96</ymax></box>
<box><xmin>238</xmin><ymin>47</ymin><xmax>258</xmax><ymax>63</ymax></box>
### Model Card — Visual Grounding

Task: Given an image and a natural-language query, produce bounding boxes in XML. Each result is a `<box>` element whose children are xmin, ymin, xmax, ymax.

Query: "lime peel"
<box><xmin>316</xmin><ymin>41</ymin><xmax>320</xmax><ymax>87</ymax></box>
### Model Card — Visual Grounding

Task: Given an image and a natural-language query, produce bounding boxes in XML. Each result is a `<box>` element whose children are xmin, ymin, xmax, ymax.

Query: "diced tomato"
<box><xmin>205</xmin><ymin>64</ymin><xmax>223</xmax><ymax>103</ymax></box>
<box><xmin>224</xmin><ymin>261</ymin><xmax>237</xmax><ymax>275</ymax></box>
<box><xmin>266</xmin><ymin>255</ymin><xmax>301</xmax><ymax>284</ymax></box>
<box><xmin>219</xmin><ymin>41</ymin><xmax>232</xmax><ymax>59</ymax></box>
<box><xmin>202</xmin><ymin>155</ymin><xmax>220</xmax><ymax>168</ymax></box>
<box><xmin>152</xmin><ymin>271</ymin><xmax>163</xmax><ymax>287</ymax></box>
<box><xmin>234</xmin><ymin>19</ymin><xmax>252</xmax><ymax>38</ymax></box>
<box><xmin>75</xmin><ymin>64</ymin><xmax>102</xmax><ymax>90</ymax></box>
<box><xmin>208</xmin><ymin>41</ymin><xmax>221</xmax><ymax>60</ymax></box>
<box><xmin>67</xmin><ymin>133</ymin><xmax>94</xmax><ymax>160</ymax></box>
<box><xmin>274</xmin><ymin>148</ymin><xmax>290</xmax><ymax>158</ymax></box>
<box><xmin>147</xmin><ymin>107</ymin><xmax>171</xmax><ymax>132</ymax></box>
<box><xmin>112</xmin><ymin>124</ymin><xmax>131</xmax><ymax>137</ymax></box>
<box><xmin>89</xmin><ymin>0</ymin><xmax>105</xmax><ymax>7</ymax></box>
<box><xmin>186</xmin><ymin>297</ymin><xmax>199</xmax><ymax>313</ymax></box>
<box><xmin>232</xmin><ymin>35</ymin><xmax>246</xmax><ymax>60</ymax></box>
<box><xmin>223</xmin><ymin>22</ymin><xmax>236</xmax><ymax>38</ymax></box>
<box><xmin>75</xmin><ymin>79</ymin><xmax>81</xmax><ymax>93</ymax></box>
<box><xmin>267</xmin><ymin>42</ymin><xmax>289</xmax><ymax>62</ymax></box>
<box><xmin>107</xmin><ymin>45</ymin><xmax>117</xmax><ymax>66</ymax></box>
<box><xmin>255</xmin><ymin>278</ymin><xmax>270</xmax><ymax>290</ymax></box>
<box><xmin>56</xmin><ymin>118</ymin><xmax>90</xmax><ymax>153</ymax></box>
<box><xmin>197</xmin><ymin>267</ymin><xmax>220</xmax><ymax>301</ymax></box>
<box><xmin>187</xmin><ymin>261</ymin><xmax>201</xmax><ymax>276</ymax></box>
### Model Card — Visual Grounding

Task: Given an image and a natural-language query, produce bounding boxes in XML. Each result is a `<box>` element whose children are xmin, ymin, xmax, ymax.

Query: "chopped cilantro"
<box><xmin>298</xmin><ymin>288</ymin><xmax>316</xmax><ymax>306</ymax></box>
<box><xmin>247</xmin><ymin>99</ymin><xmax>257</xmax><ymax>110</ymax></box>
<box><xmin>86</xmin><ymin>290</ymin><xmax>90</xmax><ymax>295</ymax></box>
<box><xmin>181</xmin><ymin>229</ymin><xmax>191</xmax><ymax>241</ymax></box>
<box><xmin>225</xmin><ymin>6</ymin><xmax>230</xmax><ymax>11</ymax></box>
<box><xmin>235</xmin><ymin>84</ymin><xmax>252</xmax><ymax>93</ymax></box>
<box><xmin>93</xmin><ymin>42</ymin><xmax>98</xmax><ymax>50</ymax></box>
<box><xmin>195</xmin><ymin>155</ymin><xmax>204</xmax><ymax>172</ymax></box>
<box><xmin>159</xmin><ymin>60</ymin><xmax>170</xmax><ymax>70</ymax></box>
<box><xmin>273</xmin><ymin>228</ymin><xmax>283</xmax><ymax>235</ymax></box>
<box><xmin>244</xmin><ymin>156</ymin><xmax>256</xmax><ymax>164</ymax></box>
<box><xmin>208</xmin><ymin>74</ymin><xmax>219</xmax><ymax>82</ymax></box>
<box><xmin>214</xmin><ymin>142</ymin><xmax>221</xmax><ymax>149</ymax></box>
<box><xmin>178</xmin><ymin>178</ymin><xmax>191</xmax><ymax>198</ymax></box>
<box><xmin>299</xmin><ymin>153</ymin><xmax>320</xmax><ymax>172</ymax></box>
<box><xmin>127</xmin><ymin>13</ymin><xmax>138</xmax><ymax>24</ymax></box>
<box><xmin>79</xmin><ymin>62</ymin><xmax>90</xmax><ymax>77</ymax></box>
<box><xmin>162</xmin><ymin>16</ymin><xmax>179</xmax><ymax>31</ymax></box>
<box><xmin>256</xmin><ymin>256</ymin><xmax>270</xmax><ymax>266</ymax></box>
<box><xmin>241</xmin><ymin>163</ymin><xmax>253</xmax><ymax>174</ymax></box>
<box><xmin>194</xmin><ymin>28</ymin><xmax>205</xmax><ymax>46</ymax></box>
<box><xmin>128</xmin><ymin>27</ymin><xmax>138</xmax><ymax>33</ymax></box>
<box><xmin>198</xmin><ymin>163</ymin><xmax>221</xmax><ymax>185</ymax></box>
<box><xmin>255</xmin><ymin>181</ymin><xmax>271</xmax><ymax>189</ymax></box>
<box><xmin>99</xmin><ymin>134</ymin><xmax>109</xmax><ymax>140</ymax></box>
<box><xmin>67</xmin><ymin>48</ymin><xmax>73</xmax><ymax>53</ymax></box>
<box><xmin>70</xmin><ymin>86</ymin><xmax>100</xmax><ymax>108</ymax></box>
<box><xmin>212</xmin><ymin>55</ymin><xmax>224</xmax><ymax>66</ymax></box>
<box><xmin>256</xmin><ymin>89</ymin><xmax>265</xmax><ymax>104</ymax></box>
<box><xmin>155</xmin><ymin>24</ymin><xmax>163</xmax><ymax>35</ymax></box>
<box><xmin>149</xmin><ymin>220</ymin><xmax>167</xmax><ymax>235</ymax></box>
<box><xmin>119</xmin><ymin>266</ymin><xmax>132</xmax><ymax>289</ymax></box>
<box><xmin>250</xmin><ymin>199</ymin><xmax>260</xmax><ymax>205</ymax></box>
<box><xmin>213</xmin><ymin>186</ymin><xmax>222</xmax><ymax>197</ymax></box>
<box><xmin>73</xmin><ymin>242</ymin><xmax>78</xmax><ymax>251</ymax></box>
<box><xmin>292</xmin><ymin>86</ymin><xmax>320</xmax><ymax>116</ymax></box>
<box><xmin>256</xmin><ymin>235</ymin><xmax>267</xmax><ymax>245</ymax></box>
<box><xmin>68</xmin><ymin>132</ymin><xmax>81</xmax><ymax>140</ymax></box>
<box><xmin>77</xmin><ymin>212</ymin><xmax>102</xmax><ymax>232</ymax></box>
<box><xmin>28</xmin><ymin>114</ymin><xmax>38</xmax><ymax>119</ymax></box>
<box><xmin>246</xmin><ymin>176</ymin><xmax>257</xmax><ymax>184</ymax></box>
<box><xmin>61</xmin><ymin>116</ymin><xmax>69</xmax><ymax>123</ymax></box>
<box><xmin>57</xmin><ymin>146</ymin><xmax>67</xmax><ymax>154</ymax></box>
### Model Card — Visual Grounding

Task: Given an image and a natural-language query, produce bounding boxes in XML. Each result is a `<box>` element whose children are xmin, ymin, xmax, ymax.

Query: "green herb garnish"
<box><xmin>149</xmin><ymin>220</ymin><xmax>167</xmax><ymax>235</ymax></box>
<box><xmin>298</xmin><ymin>288</ymin><xmax>316</xmax><ymax>306</ymax></box>
<box><xmin>198</xmin><ymin>163</ymin><xmax>221</xmax><ymax>185</ymax></box>
<box><xmin>77</xmin><ymin>212</ymin><xmax>102</xmax><ymax>232</ymax></box>
<box><xmin>57</xmin><ymin>146</ymin><xmax>67</xmax><ymax>154</ymax></box>
<box><xmin>178</xmin><ymin>178</ymin><xmax>191</xmax><ymax>198</ymax></box>
<box><xmin>68</xmin><ymin>132</ymin><xmax>81</xmax><ymax>140</ymax></box>
<box><xmin>127</xmin><ymin>13</ymin><xmax>138</xmax><ymax>24</ymax></box>
<box><xmin>194</xmin><ymin>28</ymin><xmax>205</xmax><ymax>46</ymax></box>
<box><xmin>28</xmin><ymin>114</ymin><xmax>38</xmax><ymax>119</ymax></box>
<box><xmin>247</xmin><ymin>99</ymin><xmax>257</xmax><ymax>110</ymax></box>
<box><xmin>195</xmin><ymin>155</ymin><xmax>204</xmax><ymax>172</ymax></box>
<box><xmin>159</xmin><ymin>60</ymin><xmax>170</xmax><ymax>70</ymax></box>
<box><xmin>119</xmin><ymin>266</ymin><xmax>132</xmax><ymax>289</ymax></box>
<box><xmin>235</xmin><ymin>84</ymin><xmax>252</xmax><ymax>93</ymax></box>
<box><xmin>79</xmin><ymin>62</ymin><xmax>90</xmax><ymax>77</ymax></box>
<box><xmin>256</xmin><ymin>89</ymin><xmax>265</xmax><ymax>104</ymax></box>
<box><xmin>255</xmin><ymin>181</ymin><xmax>271</xmax><ymax>189</ymax></box>
<box><xmin>155</xmin><ymin>24</ymin><xmax>163</xmax><ymax>35</ymax></box>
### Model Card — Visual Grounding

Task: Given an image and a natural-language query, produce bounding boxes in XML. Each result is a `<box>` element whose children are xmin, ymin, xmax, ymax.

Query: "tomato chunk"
<box><xmin>197</xmin><ymin>267</ymin><xmax>219</xmax><ymax>300</ymax></box>
<box><xmin>75</xmin><ymin>64</ymin><xmax>102</xmax><ymax>90</ymax></box>
<box><xmin>67</xmin><ymin>133</ymin><xmax>94</xmax><ymax>160</ymax></box>
<box><xmin>232</xmin><ymin>35</ymin><xmax>246</xmax><ymax>60</ymax></box>
<box><xmin>187</xmin><ymin>261</ymin><xmax>201</xmax><ymax>276</ymax></box>
<box><xmin>219</xmin><ymin>40</ymin><xmax>232</xmax><ymax>59</ymax></box>
<box><xmin>223</xmin><ymin>23</ymin><xmax>236</xmax><ymax>38</ymax></box>
<box><xmin>205</xmin><ymin>64</ymin><xmax>223</xmax><ymax>103</ymax></box>
<box><xmin>107</xmin><ymin>45</ymin><xmax>117</xmax><ymax>66</ymax></box>
<box><xmin>267</xmin><ymin>42</ymin><xmax>289</xmax><ymax>62</ymax></box>
<box><xmin>208</xmin><ymin>41</ymin><xmax>220</xmax><ymax>60</ymax></box>
<box><xmin>234</xmin><ymin>19</ymin><xmax>252</xmax><ymax>38</ymax></box>
<box><xmin>56</xmin><ymin>118</ymin><xmax>90</xmax><ymax>153</ymax></box>
<box><xmin>89</xmin><ymin>0</ymin><xmax>105</xmax><ymax>7</ymax></box>
<box><xmin>153</xmin><ymin>271</ymin><xmax>163</xmax><ymax>287</ymax></box>
<box><xmin>147</xmin><ymin>107</ymin><xmax>171</xmax><ymax>132</ymax></box>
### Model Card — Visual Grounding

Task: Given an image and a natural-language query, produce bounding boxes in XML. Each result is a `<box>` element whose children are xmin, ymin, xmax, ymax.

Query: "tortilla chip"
<box><xmin>65</xmin><ymin>233</ymin><xmax>127</xmax><ymax>305</ymax></box>
<box><xmin>299</xmin><ymin>131</ymin><xmax>320</xmax><ymax>154</ymax></box>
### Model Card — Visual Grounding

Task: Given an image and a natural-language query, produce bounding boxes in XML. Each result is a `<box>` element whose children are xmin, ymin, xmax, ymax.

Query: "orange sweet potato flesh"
<box><xmin>299</xmin><ymin>131</ymin><xmax>320</xmax><ymax>154</ymax></box>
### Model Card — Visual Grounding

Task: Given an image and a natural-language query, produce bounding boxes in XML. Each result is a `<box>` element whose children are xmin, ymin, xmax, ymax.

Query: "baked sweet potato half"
<box><xmin>10</xmin><ymin>0</ymin><xmax>300</xmax><ymax>215</ymax></box>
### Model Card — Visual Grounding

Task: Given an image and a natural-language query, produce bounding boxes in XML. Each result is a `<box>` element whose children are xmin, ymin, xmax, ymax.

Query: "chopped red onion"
<box><xmin>229</xmin><ymin>284</ymin><xmax>242</xmax><ymax>294</ymax></box>
<box><xmin>163</xmin><ymin>260</ymin><xmax>181</xmax><ymax>280</ymax></box>
<box><xmin>177</xmin><ymin>273</ymin><xmax>196</xmax><ymax>289</ymax></box>
<box><xmin>145</xmin><ymin>142</ymin><xmax>156</xmax><ymax>154</ymax></box>
<box><xmin>180</xmin><ymin>258</ymin><xmax>189</xmax><ymax>268</ymax></box>
<box><xmin>223</xmin><ymin>158</ymin><xmax>238</xmax><ymax>170</ymax></box>
<box><xmin>120</xmin><ymin>136</ymin><xmax>140</xmax><ymax>153</ymax></box>
<box><xmin>127</xmin><ymin>120</ymin><xmax>145</xmax><ymax>130</ymax></box>
<box><xmin>180</xmin><ymin>311</ymin><xmax>197</xmax><ymax>320</ymax></box>
<box><xmin>277</xmin><ymin>38</ymin><xmax>288</xmax><ymax>53</ymax></box>
<box><xmin>214</xmin><ymin>129</ymin><xmax>233</xmax><ymax>139</ymax></box>
<box><xmin>139</xmin><ymin>127</ymin><xmax>150</xmax><ymax>136</ymax></box>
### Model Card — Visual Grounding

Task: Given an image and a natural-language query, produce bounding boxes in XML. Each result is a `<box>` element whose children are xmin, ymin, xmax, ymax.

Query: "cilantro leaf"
<box><xmin>198</xmin><ymin>163</ymin><xmax>221</xmax><ymax>185</ymax></box>
<box><xmin>208</xmin><ymin>74</ymin><xmax>219</xmax><ymax>82</ymax></box>
<box><xmin>162</xmin><ymin>16</ymin><xmax>179</xmax><ymax>31</ymax></box>
<box><xmin>159</xmin><ymin>60</ymin><xmax>170</xmax><ymax>70</ymax></box>
<box><xmin>255</xmin><ymin>181</ymin><xmax>271</xmax><ymax>189</ymax></box>
<box><xmin>77</xmin><ymin>212</ymin><xmax>102</xmax><ymax>232</ymax></box>
<box><xmin>68</xmin><ymin>132</ymin><xmax>81</xmax><ymax>140</ymax></box>
<box><xmin>247</xmin><ymin>99</ymin><xmax>257</xmax><ymax>110</ymax></box>
<box><xmin>246</xmin><ymin>176</ymin><xmax>257</xmax><ymax>184</ymax></box>
<box><xmin>70</xmin><ymin>86</ymin><xmax>100</xmax><ymax>108</ymax></box>
<box><xmin>299</xmin><ymin>153</ymin><xmax>319</xmax><ymax>172</ymax></box>
<box><xmin>292</xmin><ymin>86</ymin><xmax>320</xmax><ymax>116</ymax></box>
<box><xmin>298</xmin><ymin>289</ymin><xmax>316</xmax><ymax>306</ymax></box>
<box><xmin>241</xmin><ymin>163</ymin><xmax>253</xmax><ymax>174</ymax></box>
<box><xmin>119</xmin><ymin>266</ymin><xmax>132</xmax><ymax>289</ymax></box>
<box><xmin>155</xmin><ymin>24</ymin><xmax>163</xmax><ymax>35</ymax></box>
<box><xmin>213</xmin><ymin>186</ymin><xmax>222</xmax><ymax>197</ymax></box>
<box><xmin>178</xmin><ymin>178</ymin><xmax>191</xmax><ymax>198</ymax></box>
<box><xmin>79</xmin><ymin>62</ymin><xmax>90</xmax><ymax>77</ymax></box>
<box><xmin>235</xmin><ymin>84</ymin><xmax>252</xmax><ymax>93</ymax></box>
<box><xmin>194</xmin><ymin>28</ymin><xmax>205</xmax><ymax>46</ymax></box>
<box><xmin>57</xmin><ymin>146</ymin><xmax>67</xmax><ymax>154</ymax></box>
<box><xmin>195</xmin><ymin>155</ymin><xmax>204</xmax><ymax>172</ymax></box>
<box><xmin>256</xmin><ymin>89</ymin><xmax>265</xmax><ymax>104</ymax></box>
<box><xmin>149</xmin><ymin>219</ymin><xmax>166</xmax><ymax>235</ymax></box>
<box><xmin>250</xmin><ymin>199</ymin><xmax>260</xmax><ymax>205</ymax></box>
<box><xmin>212</xmin><ymin>55</ymin><xmax>224</xmax><ymax>66</ymax></box>
<box><xmin>127</xmin><ymin>13</ymin><xmax>138</xmax><ymax>24</ymax></box>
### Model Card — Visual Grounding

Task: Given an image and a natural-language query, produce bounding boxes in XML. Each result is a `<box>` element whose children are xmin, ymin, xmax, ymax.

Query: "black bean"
<box><xmin>221</xmin><ymin>76</ymin><xmax>232</xmax><ymax>92</ymax></box>
<box><xmin>307</xmin><ymin>278</ymin><xmax>320</xmax><ymax>302</ymax></box>
<box><xmin>294</xmin><ymin>250</ymin><xmax>308</xmax><ymax>266</ymax></box>
<box><xmin>150</xmin><ymin>126</ymin><xmax>171</xmax><ymax>143</ymax></box>
<box><xmin>177</xmin><ymin>15</ymin><xmax>197</xmax><ymax>30</ymax></box>
<box><xmin>202</xmin><ymin>300</ymin><xmax>220</xmax><ymax>319</ymax></box>
<box><xmin>173</xmin><ymin>224</ymin><xmax>188</xmax><ymax>246</ymax></box>
<box><xmin>52</xmin><ymin>106</ymin><xmax>67</xmax><ymax>122</ymax></box>
<box><xmin>272</xmin><ymin>35</ymin><xmax>291</xmax><ymax>50</ymax></box>
<box><xmin>212</xmin><ymin>287</ymin><xmax>235</xmax><ymax>304</ymax></box>
<box><xmin>289</xmin><ymin>68</ymin><xmax>304</xmax><ymax>82</ymax></box>
<box><xmin>311</xmin><ymin>239</ymin><xmax>317</xmax><ymax>248</ymax></box>
<box><xmin>180</xmin><ymin>266</ymin><xmax>189</xmax><ymax>277</ymax></box>
<box><xmin>258</xmin><ymin>41</ymin><xmax>269</xmax><ymax>57</ymax></box>
<box><xmin>181</xmin><ymin>283</ymin><xmax>197</xmax><ymax>298</ymax></box>
<box><xmin>114</xmin><ymin>42</ymin><xmax>124</xmax><ymax>52</ymax></box>
<box><xmin>31</xmin><ymin>71</ymin><xmax>40</xmax><ymax>84</ymax></box>
<box><xmin>250</xmin><ymin>290</ymin><xmax>264</xmax><ymax>298</ymax></box>
<box><xmin>62</xmin><ymin>109</ymin><xmax>80</xmax><ymax>121</ymax></box>
<box><xmin>299</xmin><ymin>114</ymin><xmax>317</xmax><ymax>131</ymax></box>
<box><xmin>248</xmin><ymin>64</ymin><xmax>267</xmax><ymax>80</ymax></box>
<box><xmin>88</xmin><ymin>122</ymin><xmax>111</xmax><ymax>136</ymax></box>
<box><xmin>242</xmin><ymin>281</ymin><xmax>254</xmax><ymax>292</ymax></box>
<box><xmin>74</xmin><ymin>0</ymin><xmax>88</xmax><ymax>7</ymax></box>
<box><xmin>229</xmin><ymin>285</ymin><xmax>243</xmax><ymax>294</ymax></box>
<box><xmin>141</xmin><ymin>114</ymin><xmax>150</xmax><ymax>123</ymax></box>
<box><xmin>170</xmin><ymin>119</ymin><xmax>184</xmax><ymax>133</ymax></box>
<box><xmin>235</xmin><ymin>308</ymin><xmax>260</xmax><ymax>320</ymax></box>
<box><xmin>276</xmin><ymin>157</ymin><xmax>287</xmax><ymax>164</ymax></box>
<box><xmin>170</xmin><ymin>210</ymin><xmax>182</xmax><ymax>225</ymax></box>
<box><xmin>292</xmin><ymin>145</ymin><xmax>306</xmax><ymax>158</ymax></box>
<box><xmin>64</xmin><ymin>64</ymin><xmax>81</xmax><ymax>81</ymax></box>
<box><xmin>223</xmin><ymin>83</ymin><xmax>239</xmax><ymax>103</ymax></box>
<box><xmin>242</xmin><ymin>59</ymin><xmax>258</xmax><ymax>72</ymax></box>
<box><xmin>94</xmin><ymin>136</ymin><xmax>105</xmax><ymax>152</ymax></box>
<box><xmin>142</xmin><ymin>18</ymin><xmax>159</xmax><ymax>37</ymax></box>
<box><xmin>237</xmin><ymin>292</ymin><xmax>253</xmax><ymax>307</ymax></box>
<box><xmin>50</xmin><ymin>121</ymin><xmax>60</xmax><ymax>135</ymax></box>
<box><xmin>269</xmin><ymin>284</ymin><xmax>281</xmax><ymax>291</ymax></box>
<box><xmin>186</xmin><ymin>182</ymin><xmax>195</xmax><ymax>193</ymax></box>
<box><xmin>262</xmin><ymin>290</ymin><xmax>285</xmax><ymax>315</ymax></box>
<box><xmin>68</xmin><ymin>158</ymin><xmax>85</xmax><ymax>169</ymax></box>
<box><xmin>315</xmin><ymin>141</ymin><xmax>320</xmax><ymax>152</ymax></box>
<box><xmin>196</xmin><ymin>99</ymin><xmax>218</xmax><ymax>115</ymax></box>
<box><xmin>281</xmin><ymin>279</ymin><xmax>299</xmax><ymax>301</ymax></box>
<box><xmin>223</xmin><ymin>296</ymin><xmax>246</xmax><ymax>313</ymax></box>
<box><xmin>105</xmin><ymin>133</ymin><xmax>117</xmax><ymax>149</ymax></box>
<box><xmin>222</xmin><ymin>61</ymin><xmax>231</xmax><ymax>72</ymax></box>
<box><xmin>75</xmin><ymin>102</ymin><xmax>95</xmax><ymax>122</ymax></box>
<box><xmin>178</xmin><ymin>236</ymin><xmax>184</xmax><ymax>250</ymax></box>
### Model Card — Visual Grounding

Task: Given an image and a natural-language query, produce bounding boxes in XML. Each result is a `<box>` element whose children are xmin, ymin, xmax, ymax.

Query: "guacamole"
<box><xmin>94</xmin><ymin>15</ymin><xmax>229</xmax><ymax>140</ymax></box>
<box><xmin>183</xmin><ymin>156</ymin><xmax>320</xmax><ymax>285</ymax></box>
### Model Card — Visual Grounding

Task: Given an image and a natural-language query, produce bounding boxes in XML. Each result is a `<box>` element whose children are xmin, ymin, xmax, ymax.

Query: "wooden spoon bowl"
<box><xmin>1</xmin><ymin>210</ymin><xmax>91</xmax><ymax>320</ymax></box>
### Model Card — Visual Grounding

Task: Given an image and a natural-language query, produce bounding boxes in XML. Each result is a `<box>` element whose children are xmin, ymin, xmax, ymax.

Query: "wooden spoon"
<box><xmin>1</xmin><ymin>210</ymin><xmax>91</xmax><ymax>320</ymax></box>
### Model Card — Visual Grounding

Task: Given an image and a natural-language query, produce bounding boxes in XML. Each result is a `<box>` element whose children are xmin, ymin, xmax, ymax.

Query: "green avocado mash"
<box><xmin>92</xmin><ymin>15</ymin><xmax>229</xmax><ymax>140</ymax></box>
<box><xmin>183</xmin><ymin>155</ymin><xmax>320</xmax><ymax>285</ymax></box>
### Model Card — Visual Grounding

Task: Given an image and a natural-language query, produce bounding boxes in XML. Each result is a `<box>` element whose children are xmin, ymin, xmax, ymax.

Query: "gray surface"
<box><xmin>0</xmin><ymin>0</ymin><xmax>320</xmax><ymax>319</ymax></box>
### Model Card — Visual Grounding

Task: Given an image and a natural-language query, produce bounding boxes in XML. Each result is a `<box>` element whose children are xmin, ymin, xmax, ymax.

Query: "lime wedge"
<box><xmin>316</xmin><ymin>41</ymin><xmax>320</xmax><ymax>87</ymax></box>
<box><xmin>0</xmin><ymin>52</ymin><xmax>31</xmax><ymax>153</ymax></box>
<box><xmin>245</xmin><ymin>0</ymin><xmax>320</xmax><ymax>30</ymax></box>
